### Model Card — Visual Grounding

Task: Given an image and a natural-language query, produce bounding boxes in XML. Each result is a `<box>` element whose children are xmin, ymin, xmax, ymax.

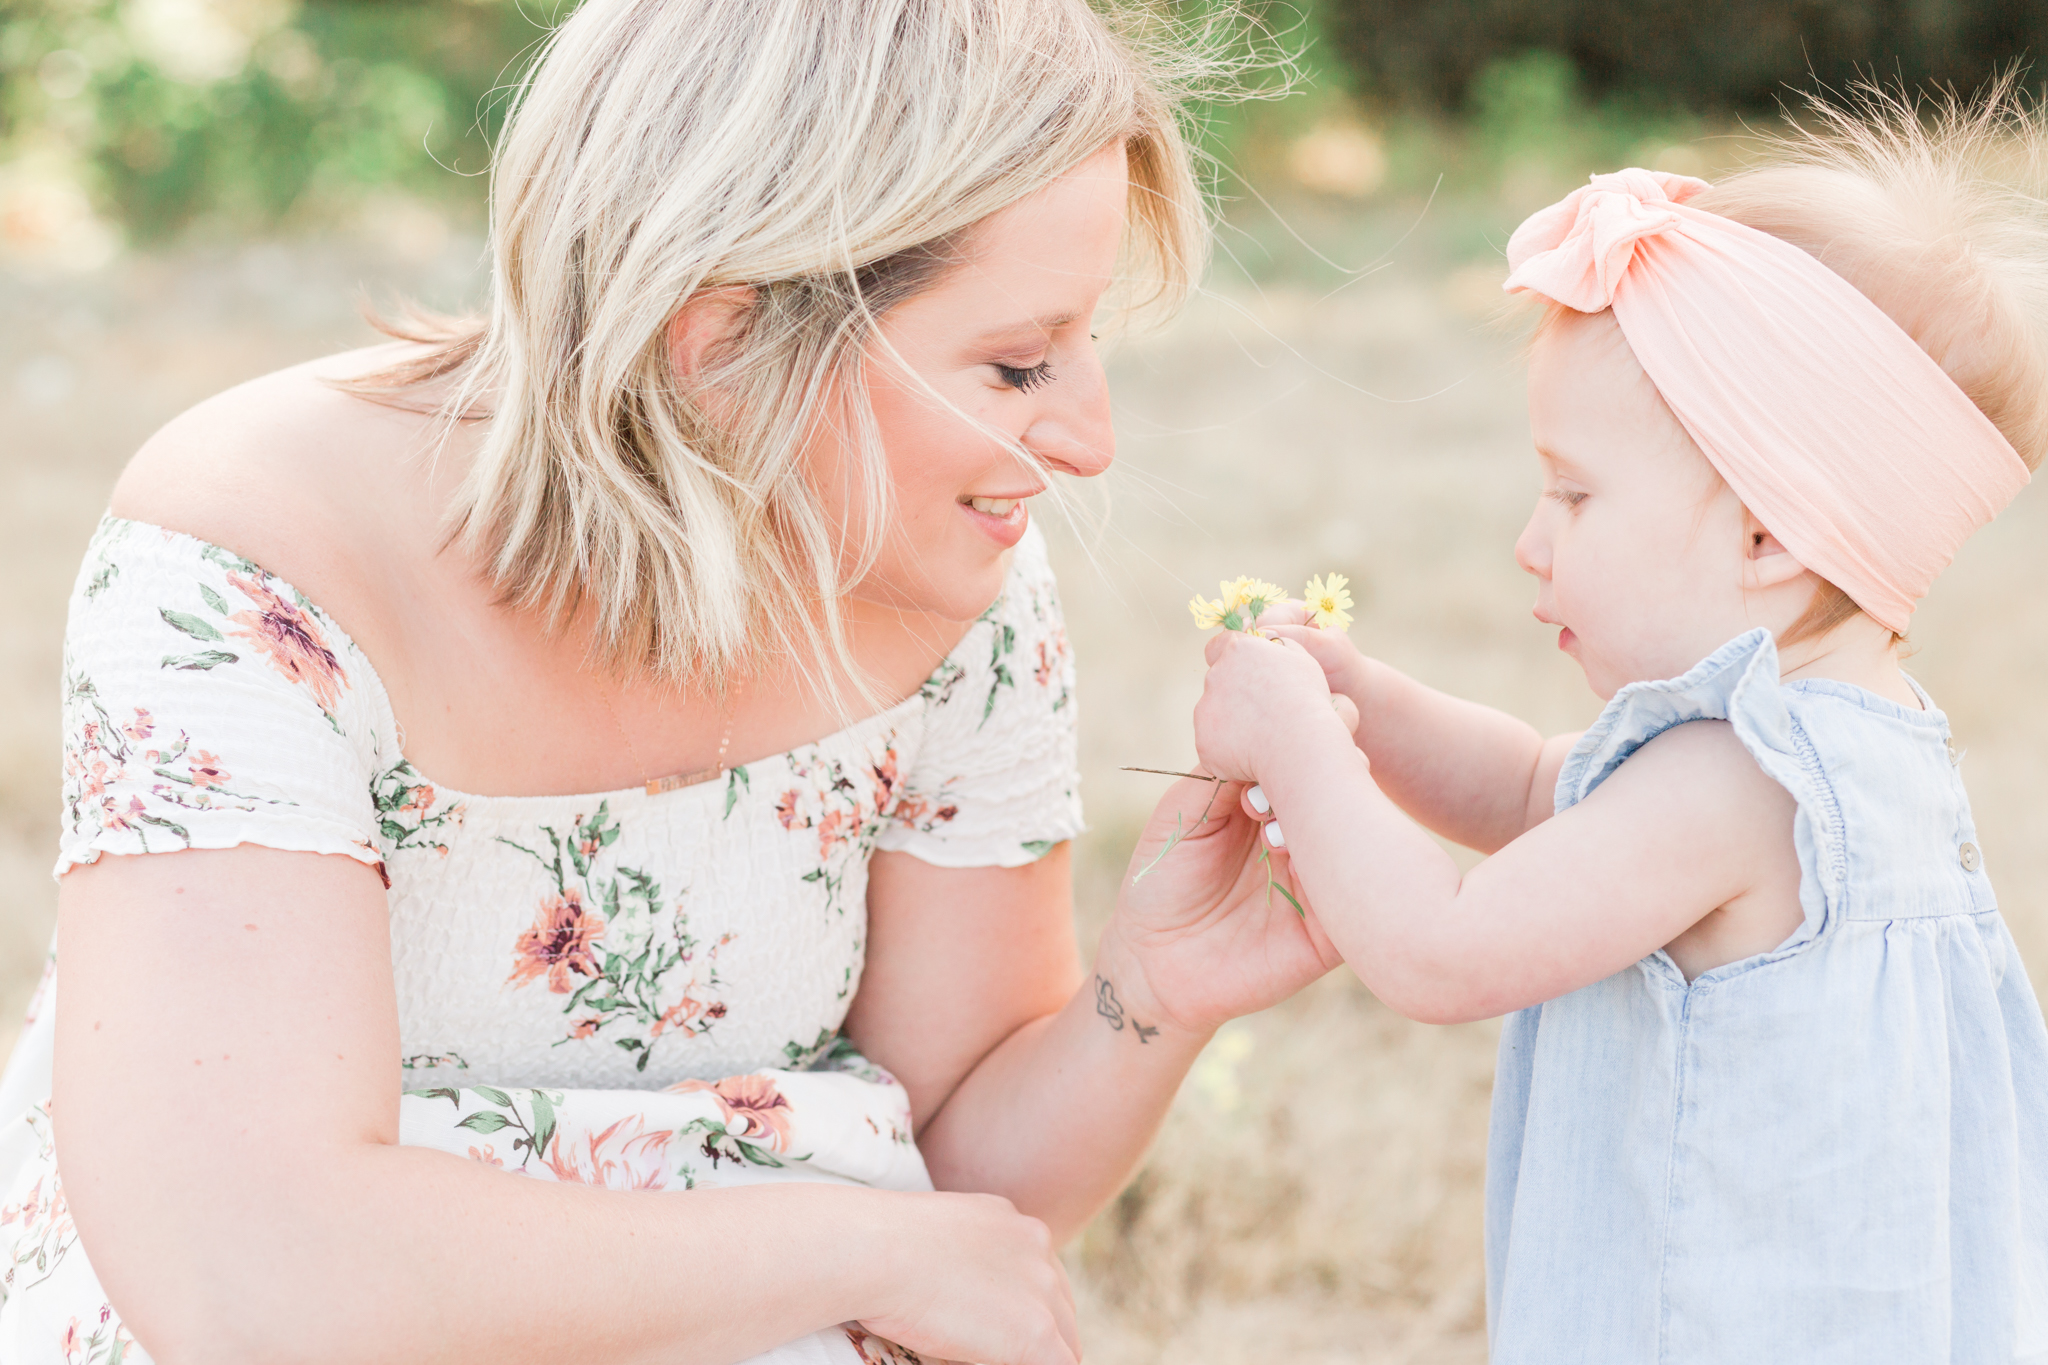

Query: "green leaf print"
<box><xmin>784</xmin><ymin>1027</ymin><xmax>838</xmax><ymax>1068</ymax></box>
<box><xmin>502</xmin><ymin>806</ymin><xmax>732</xmax><ymax>1057</ymax></box>
<box><xmin>426</xmin><ymin>1087</ymin><xmax>563</xmax><ymax>1167</ymax></box>
<box><xmin>529</xmin><ymin>1090</ymin><xmax>558</xmax><ymax>1162</ymax></box>
<box><xmin>678</xmin><ymin>1116</ymin><xmax>794</xmax><ymax>1169</ymax></box>
<box><xmin>369</xmin><ymin>758</ymin><xmax>466</xmax><ymax>856</ymax></box>
<box><xmin>1020</xmin><ymin>839</ymin><xmax>1055</xmax><ymax>859</ymax></box>
<box><xmin>132</xmin><ymin>811</ymin><xmax>191</xmax><ymax>844</ymax></box>
<box><xmin>198</xmin><ymin>583</ymin><xmax>231</xmax><ymax>614</ymax></box>
<box><xmin>200</xmin><ymin>543</ymin><xmax>264</xmax><ymax>578</ymax></box>
<box><xmin>160</xmin><ymin>608</ymin><xmax>225</xmax><ymax>641</ymax></box>
<box><xmin>161</xmin><ymin>649</ymin><xmax>239</xmax><ymax>671</ymax></box>
<box><xmin>980</xmin><ymin>621</ymin><xmax>1019</xmax><ymax>726</ymax></box>
<box><xmin>723</xmin><ymin>764</ymin><xmax>751</xmax><ymax>818</ymax></box>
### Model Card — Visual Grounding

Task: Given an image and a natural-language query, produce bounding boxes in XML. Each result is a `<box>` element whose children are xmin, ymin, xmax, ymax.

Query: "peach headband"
<box><xmin>1503</xmin><ymin>167</ymin><xmax>2029</xmax><ymax>633</ymax></box>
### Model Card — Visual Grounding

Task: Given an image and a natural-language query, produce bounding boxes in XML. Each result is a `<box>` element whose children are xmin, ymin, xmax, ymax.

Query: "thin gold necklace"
<box><xmin>599</xmin><ymin>681</ymin><xmax>739</xmax><ymax>796</ymax></box>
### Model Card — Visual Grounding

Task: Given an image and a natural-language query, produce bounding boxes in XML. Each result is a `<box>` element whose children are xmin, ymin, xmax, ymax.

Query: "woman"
<box><xmin>0</xmin><ymin>3</ymin><xmax>1336</xmax><ymax>1363</ymax></box>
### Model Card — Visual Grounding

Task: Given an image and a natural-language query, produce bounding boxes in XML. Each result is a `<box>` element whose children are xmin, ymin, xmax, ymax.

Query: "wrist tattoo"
<box><xmin>1094</xmin><ymin>975</ymin><xmax>1160</xmax><ymax>1044</ymax></box>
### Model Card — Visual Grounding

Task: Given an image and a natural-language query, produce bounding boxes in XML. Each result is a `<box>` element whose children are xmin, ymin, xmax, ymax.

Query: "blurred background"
<box><xmin>6</xmin><ymin>2</ymin><xmax>2048</xmax><ymax>1361</ymax></box>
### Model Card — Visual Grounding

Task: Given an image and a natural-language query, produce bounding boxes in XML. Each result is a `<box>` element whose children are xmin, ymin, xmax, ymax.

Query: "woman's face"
<box><xmin>831</xmin><ymin>142</ymin><xmax>1128</xmax><ymax>622</ymax></box>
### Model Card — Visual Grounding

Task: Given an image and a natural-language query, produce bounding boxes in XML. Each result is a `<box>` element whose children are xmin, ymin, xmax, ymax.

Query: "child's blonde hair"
<box><xmin>1688</xmin><ymin>79</ymin><xmax>2048</xmax><ymax>643</ymax></box>
<box><xmin>357</xmin><ymin>0</ymin><xmax>1234</xmax><ymax>691</ymax></box>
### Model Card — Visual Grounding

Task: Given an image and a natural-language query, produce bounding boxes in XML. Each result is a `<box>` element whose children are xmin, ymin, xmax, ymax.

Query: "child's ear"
<box><xmin>1740</xmin><ymin>512</ymin><xmax>1811</xmax><ymax>590</ymax></box>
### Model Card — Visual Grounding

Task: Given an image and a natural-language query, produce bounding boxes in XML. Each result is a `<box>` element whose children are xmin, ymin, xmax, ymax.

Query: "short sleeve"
<box><xmin>55</xmin><ymin>517</ymin><xmax>392</xmax><ymax>880</ymax></box>
<box><xmin>877</xmin><ymin>525</ymin><xmax>1084</xmax><ymax>868</ymax></box>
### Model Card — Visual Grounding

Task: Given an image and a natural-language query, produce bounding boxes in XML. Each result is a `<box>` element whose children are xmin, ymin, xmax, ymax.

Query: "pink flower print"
<box><xmin>671</xmin><ymin>1074</ymin><xmax>794</xmax><ymax>1152</ymax></box>
<box><xmin>506</xmin><ymin>889</ymin><xmax>606</xmax><ymax>994</ymax></box>
<box><xmin>844</xmin><ymin>1325</ymin><xmax>924</xmax><ymax>1364</ymax></box>
<box><xmin>400</xmin><ymin>784</ymin><xmax>435</xmax><ymax>814</ymax></box>
<box><xmin>568</xmin><ymin>1017</ymin><xmax>601</xmax><ymax>1040</ymax></box>
<box><xmin>60</xmin><ymin>1318</ymin><xmax>81</xmax><ymax>1362</ymax></box>
<box><xmin>100</xmin><ymin>795</ymin><xmax>146</xmax><ymax>832</ymax></box>
<box><xmin>648</xmin><ymin>995</ymin><xmax>726</xmax><ymax>1040</ymax></box>
<box><xmin>1034</xmin><ymin>633</ymin><xmax>1068</xmax><ymax>687</ymax></box>
<box><xmin>467</xmin><ymin>1144</ymin><xmax>506</xmax><ymax>1167</ymax></box>
<box><xmin>871</xmin><ymin>750</ymin><xmax>901</xmax><ymax>809</ymax></box>
<box><xmin>774</xmin><ymin>790</ymin><xmax>802</xmax><ymax>830</ymax></box>
<box><xmin>816</xmin><ymin>807</ymin><xmax>853</xmax><ymax>858</ymax></box>
<box><xmin>1</xmin><ymin>1181</ymin><xmax>39</xmax><ymax>1230</ymax></box>
<box><xmin>224</xmin><ymin>570</ymin><xmax>347</xmax><ymax>714</ymax></box>
<box><xmin>543</xmin><ymin>1116</ymin><xmax>672</xmax><ymax>1190</ymax></box>
<box><xmin>121</xmin><ymin>709</ymin><xmax>154</xmax><ymax>743</ymax></box>
<box><xmin>187</xmin><ymin>750</ymin><xmax>229</xmax><ymax>789</ymax></box>
<box><xmin>649</xmin><ymin>994</ymin><xmax>705</xmax><ymax>1039</ymax></box>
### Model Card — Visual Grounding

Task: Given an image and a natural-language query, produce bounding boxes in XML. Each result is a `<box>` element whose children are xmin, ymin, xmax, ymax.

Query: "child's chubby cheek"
<box><xmin>1193</xmin><ymin>632</ymin><xmax>1335</xmax><ymax>782</ymax></box>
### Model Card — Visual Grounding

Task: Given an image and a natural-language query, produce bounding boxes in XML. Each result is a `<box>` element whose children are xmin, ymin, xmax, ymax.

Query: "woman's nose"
<box><xmin>1024</xmin><ymin>353</ymin><xmax>1115</xmax><ymax>478</ymax></box>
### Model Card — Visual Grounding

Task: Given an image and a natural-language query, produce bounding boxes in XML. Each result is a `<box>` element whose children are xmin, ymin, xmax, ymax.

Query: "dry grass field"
<box><xmin>3</xmin><ymin>195</ymin><xmax>2046</xmax><ymax>1362</ymax></box>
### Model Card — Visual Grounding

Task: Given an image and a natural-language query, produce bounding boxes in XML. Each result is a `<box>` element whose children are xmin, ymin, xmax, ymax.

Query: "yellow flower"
<box><xmin>1304</xmin><ymin>572</ymin><xmax>1355</xmax><ymax>631</ymax></box>
<box><xmin>1194</xmin><ymin>576</ymin><xmax>1291</xmax><ymax>631</ymax></box>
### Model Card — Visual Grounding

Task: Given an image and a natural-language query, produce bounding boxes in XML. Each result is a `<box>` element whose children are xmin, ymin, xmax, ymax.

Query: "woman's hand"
<box><xmin>1097</xmin><ymin>770</ymin><xmax>1343</xmax><ymax>1039</ymax></box>
<box><xmin>854</xmin><ymin>1191</ymin><xmax>1080</xmax><ymax>1365</ymax></box>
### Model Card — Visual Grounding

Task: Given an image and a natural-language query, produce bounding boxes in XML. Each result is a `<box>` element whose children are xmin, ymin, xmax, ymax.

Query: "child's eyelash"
<box><xmin>996</xmin><ymin>361</ymin><xmax>1055</xmax><ymax>392</ymax></box>
<box><xmin>1549</xmin><ymin>488</ymin><xmax>1588</xmax><ymax>508</ymax></box>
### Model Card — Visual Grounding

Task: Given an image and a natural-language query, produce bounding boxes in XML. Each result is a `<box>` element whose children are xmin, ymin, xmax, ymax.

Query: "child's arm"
<box><xmin>1260</xmin><ymin>619</ymin><xmax>1576</xmax><ymax>853</ymax></box>
<box><xmin>1195</xmin><ymin>632</ymin><xmax>1795</xmax><ymax>1024</ymax></box>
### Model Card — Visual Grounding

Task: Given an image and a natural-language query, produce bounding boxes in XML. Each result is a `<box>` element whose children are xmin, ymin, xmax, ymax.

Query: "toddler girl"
<box><xmin>1194</xmin><ymin>99</ymin><xmax>2048</xmax><ymax>1361</ymax></box>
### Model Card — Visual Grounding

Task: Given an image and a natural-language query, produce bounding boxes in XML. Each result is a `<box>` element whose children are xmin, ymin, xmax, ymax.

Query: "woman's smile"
<box><xmin>958</xmin><ymin>490</ymin><xmax>1037</xmax><ymax>547</ymax></box>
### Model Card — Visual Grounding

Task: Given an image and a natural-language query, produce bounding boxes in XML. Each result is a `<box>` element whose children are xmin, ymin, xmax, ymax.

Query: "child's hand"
<box><xmin>1194</xmin><ymin>629</ymin><xmax>1350</xmax><ymax>783</ymax></box>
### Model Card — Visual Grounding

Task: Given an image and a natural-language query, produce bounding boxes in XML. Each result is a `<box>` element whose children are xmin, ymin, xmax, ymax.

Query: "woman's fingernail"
<box><xmin>1264</xmin><ymin>820</ymin><xmax>1285</xmax><ymax>848</ymax></box>
<box><xmin>1248</xmin><ymin>785</ymin><xmax>1270</xmax><ymax>814</ymax></box>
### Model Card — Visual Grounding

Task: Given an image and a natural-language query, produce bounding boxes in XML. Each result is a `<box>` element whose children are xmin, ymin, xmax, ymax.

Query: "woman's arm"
<box><xmin>849</xmin><ymin>781</ymin><xmax>1340</xmax><ymax>1241</ymax></box>
<box><xmin>1190</xmin><ymin>632</ymin><xmax>1796</xmax><ymax>1023</ymax></box>
<box><xmin>56</xmin><ymin>847</ymin><xmax>1079</xmax><ymax>1365</ymax></box>
<box><xmin>1270</xmin><ymin>621</ymin><xmax>1577</xmax><ymax>852</ymax></box>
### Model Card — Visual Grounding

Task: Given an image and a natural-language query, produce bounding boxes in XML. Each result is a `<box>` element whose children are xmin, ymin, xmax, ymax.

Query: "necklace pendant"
<box><xmin>646</xmin><ymin>765</ymin><xmax>721</xmax><ymax>796</ymax></box>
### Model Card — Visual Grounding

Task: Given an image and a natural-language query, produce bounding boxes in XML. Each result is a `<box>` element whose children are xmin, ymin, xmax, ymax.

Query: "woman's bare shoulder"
<box><xmin>108</xmin><ymin>343</ymin><xmax>455</xmax><ymax>600</ymax></box>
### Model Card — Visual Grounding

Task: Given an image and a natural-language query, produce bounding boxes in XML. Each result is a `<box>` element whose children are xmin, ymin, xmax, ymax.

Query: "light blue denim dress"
<box><xmin>1487</xmin><ymin>629</ymin><xmax>2048</xmax><ymax>1363</ymax></box>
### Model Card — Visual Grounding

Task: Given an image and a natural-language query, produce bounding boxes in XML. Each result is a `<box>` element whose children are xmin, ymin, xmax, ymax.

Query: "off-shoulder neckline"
<box><xmin>98</xmin><ymin>514</ymin><xmax>1008</xmax><ymax>810</ymax></box>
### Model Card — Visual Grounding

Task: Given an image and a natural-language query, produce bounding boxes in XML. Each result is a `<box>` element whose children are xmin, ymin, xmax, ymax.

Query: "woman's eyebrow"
<box><xmin>974</xmin><ymin>311</ymin><xmax>1079</xmax><ymax>343</ymax></box>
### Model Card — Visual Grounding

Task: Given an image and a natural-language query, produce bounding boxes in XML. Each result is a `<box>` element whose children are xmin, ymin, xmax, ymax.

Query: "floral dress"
<box><xmin>0</xmin><ymin>514</ymin><xmax>1083</xmax><ymax>1365</ymax></box>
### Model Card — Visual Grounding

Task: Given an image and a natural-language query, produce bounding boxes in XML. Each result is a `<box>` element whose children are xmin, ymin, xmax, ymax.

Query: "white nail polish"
<box><xmin>1248</xmin><ymin>785</ymin><xmax>1270</xmax><ymax>814</ymax></box>
<box><xmin>1264</xmin><ymin>820</ymin><xmax>1285</xmax><ymax>848</ymax></box>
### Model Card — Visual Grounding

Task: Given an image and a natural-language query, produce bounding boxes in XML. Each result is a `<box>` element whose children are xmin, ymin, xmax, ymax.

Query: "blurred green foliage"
<box><xmin>18</xmin><ymin>0</ymin><xmax>2027</xmax><ymax>252</ymax></box>
<box><xmin>1</xmin><ymin>0</ymin><xmax>550</xmax><ymax>241</ymax></box>
<box><xmin>1316</xmin><ymin>0</ymin><xmax>2048</xmax><ymax>114</ymax></box>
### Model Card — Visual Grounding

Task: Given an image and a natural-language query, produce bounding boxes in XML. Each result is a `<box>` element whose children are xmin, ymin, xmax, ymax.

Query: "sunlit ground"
<box><xmin>5</xmin><ymin>182</ymin><xmax>2046</xmax><ymax>1362</ymax></box>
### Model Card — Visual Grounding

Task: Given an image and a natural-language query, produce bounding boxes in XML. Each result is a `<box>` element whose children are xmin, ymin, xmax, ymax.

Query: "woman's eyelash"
<box><xmin>996</xmin><ymin>360</ymin><xmax>1055</xmax><ymax>392</ymax></box>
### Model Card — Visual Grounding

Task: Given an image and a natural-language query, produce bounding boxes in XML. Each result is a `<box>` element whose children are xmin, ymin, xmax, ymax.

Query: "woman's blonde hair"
<box><xmin>1686</xmin><ymin>79</ymin><xmax>2048</xmax><ymax>644</ymax></box>
<box><xmin>361</xmin><ymin>0</ymin><xmax>1228</xmax><ymax>689</ymax></box>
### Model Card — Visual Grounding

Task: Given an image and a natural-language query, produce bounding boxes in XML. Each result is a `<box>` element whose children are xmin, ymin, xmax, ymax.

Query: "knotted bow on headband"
<box><xmin>1503</xmin><ymin>167</ymin><xmax>2029</xmax><ymax>633</ymax></box>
